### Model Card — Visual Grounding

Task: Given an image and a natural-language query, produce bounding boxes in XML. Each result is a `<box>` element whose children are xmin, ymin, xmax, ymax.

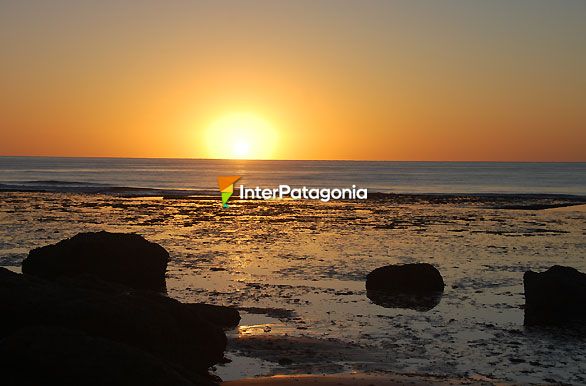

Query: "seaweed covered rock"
<box><xmin>22</xmin><ymin>231</ymin><xmax>169</xmax><ymax>291</ymax></box>
<box><xmin>524</xmin><ymin>265</ymin><xmax>586</xmax><ymax>326</ymax></box>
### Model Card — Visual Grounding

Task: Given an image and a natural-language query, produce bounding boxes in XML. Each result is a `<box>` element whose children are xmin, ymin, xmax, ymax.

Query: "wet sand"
<box><xmin>1</xmin><ymin>192</ymin><xmax>586</xmax><ymax>384</ymax></box>
<box><xmin>223</xmin><ymin>373</ymin><xmax>505</xmax><ymax>386</ymax></box>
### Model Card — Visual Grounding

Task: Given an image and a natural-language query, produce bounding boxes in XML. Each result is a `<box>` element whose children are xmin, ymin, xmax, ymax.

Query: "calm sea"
<box><xmin>0</xmin><ymin>156</ymin><xmax>585</xmax><ymax>195</ymax></box>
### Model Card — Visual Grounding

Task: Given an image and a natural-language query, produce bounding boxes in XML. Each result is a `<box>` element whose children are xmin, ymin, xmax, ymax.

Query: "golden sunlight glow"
<box><xmin>203</xmin><ymin>113</ymin><xmax>278</xmax><ymax>160</ymax></box>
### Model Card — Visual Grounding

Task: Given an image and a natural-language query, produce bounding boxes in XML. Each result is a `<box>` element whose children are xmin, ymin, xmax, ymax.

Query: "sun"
<box><xmin>203</xmin><ymin>113</ymin><xmax>278</xmax><ymax>160</ymax></box>
<box><xmin>233</xmin><ymin>140</ymin><xmax>250</xmax><ymax>158</ymax></box>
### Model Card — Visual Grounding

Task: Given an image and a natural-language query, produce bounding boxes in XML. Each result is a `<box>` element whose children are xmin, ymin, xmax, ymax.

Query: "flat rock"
<box><xmin>22</xmin><ymin>231</ymin><xmax>169</xmax><ymax>291</ymax></box>
<box><xmin>524</xmin><ymin>265</ymin><xmax>586</xmax><ymax>326</ymax></box>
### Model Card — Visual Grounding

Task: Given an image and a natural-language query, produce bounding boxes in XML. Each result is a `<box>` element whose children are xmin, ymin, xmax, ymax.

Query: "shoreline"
<box><xmin>1</xmin><ymin>190</ymin><xmax>586</xmax><ymax>383</ymax></box>
<box><xmin>222</xmin><ymin>372</ymin><xmax>505</xmax><ymax>386</ymax></box>
<box><xmin>1</xmin><ymin>188</ymin><xmax>586</xmax><ymax>205</ymax></box>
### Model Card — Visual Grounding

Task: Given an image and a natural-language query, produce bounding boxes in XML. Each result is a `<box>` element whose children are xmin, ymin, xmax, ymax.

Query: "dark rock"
<box><xmin>22</xmin><ymin>231</ymin><xmax>169</xmax><ymax>291</ymax></box>
<box><xmin>0</xmin><ymin>268</ymin><xmax>226</xmax><ymax>377</ymax></box>
<box><xmin>524</xmin><ymin>265</ymin><xmax>586</xmax><ymax>326</ymax></box>
<box><xmin>365</xmin><ymin>263</ymin><xmax>444</xmax><ymax>311</ymax></box>
<box><xmin>185</xmin><ymin>303</ymin><xmax>241</xmax><ymax>329</ymax></box>
<box><xmin>366</xmin><ymin>263</ymin><xmax>445</xmax><ymax>292</ymax></box>
<box><xmin>0</xmin><ymin>326</ymin><xmax>214</xmax><ymax>386</ymax></box>
<box><xmin>366</xmin><ymin>290</ymin><xmax>442</xmax><ymax>311</ymax></box>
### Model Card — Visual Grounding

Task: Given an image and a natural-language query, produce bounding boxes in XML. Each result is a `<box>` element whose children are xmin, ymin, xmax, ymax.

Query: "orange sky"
<box><xmin>1</xmin><ymin>1</ymin><xmax>585</xmax><ymax>161</ymax></box>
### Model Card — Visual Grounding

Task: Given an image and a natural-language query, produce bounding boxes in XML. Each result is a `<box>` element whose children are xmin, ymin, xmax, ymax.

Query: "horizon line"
<box><xmin>1</xmin><ymin>154</ymin><xmax>586</xmax><ymax>163</ymax></box>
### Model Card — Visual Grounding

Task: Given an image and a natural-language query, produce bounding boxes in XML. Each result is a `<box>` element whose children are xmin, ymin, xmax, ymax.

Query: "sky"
<box><xmin>1</xmin><ymin>0</ymin><xmax>585</xmax><ymax>161</ymax></box>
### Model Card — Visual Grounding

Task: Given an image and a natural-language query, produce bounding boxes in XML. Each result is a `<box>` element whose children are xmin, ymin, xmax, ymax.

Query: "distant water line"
<box><xmin>0</xmin><ymin>157</ymin><xmax>585</xmax><ymax>196</ymax></box>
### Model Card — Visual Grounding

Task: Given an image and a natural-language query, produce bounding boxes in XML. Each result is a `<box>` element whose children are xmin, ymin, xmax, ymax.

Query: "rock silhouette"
<box><xmin>366</xmin><ymin>290</ymin><xmax>443</xmax><ymax>311</ymax></box>
<box><xmin>366</xmin><ymin>263</ymin><xmax>444</xmax><ymax>311</ymax></box>
<box><xmin>22</xmin><ymin>231</ymin><xmax>169</xmax><ymax>291</ymax></box>
<box><xmin>366</xmin><ymin>263</ymin><xmax>445</xmax><ymax>292</ymax></box>
<box><xmin>524</xmin><ymin>265</ymin><xmax>586</xmax><ymax>326</ymax></box>
<box><xmin>186</xmin><ymin>303</ymin><xmax>241</xmax><ymax>329</ymax></box>
<box><xmin>0</xmin><ymin>326</ymin><xmax>214</xmax><ymax>386</ymax></box>
<box><xmin>0</xmin><ymin>268</ymin><xmax>227</xmax><ymax>378</ymax></box>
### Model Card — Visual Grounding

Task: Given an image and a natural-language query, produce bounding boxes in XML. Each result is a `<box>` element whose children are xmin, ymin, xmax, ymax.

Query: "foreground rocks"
<box><xmin>366</xmin><ymin>263</ymin><xmax>444</xmax><ymax>311</ymax></box>
<box><xmin>186</xmin><ymin>303</ymin><xmax>241</xmax><ymax>329</ymax></box>
<box><xmin>524</xmin><ymin>265</ymin><xmax>586</xmax><ymax>326</ymax></box>
<box><xmin>1</xmin><ymin>231</ymin><xmax>242</xmax><ymax>385</ymax></box>
<box><xmin>0</xmin><ymin>268</ymin><xmax>228</xmax><ymax>381</ymax></box>
<box><xmin>0</xmin><ymin>326</ymin><xmax>210</xmax><ymax>386</ymax></box>
<box><xmin>22</xmin><ymin>231</ymin><xmax>169</xmax><ymax>291</ymax></box>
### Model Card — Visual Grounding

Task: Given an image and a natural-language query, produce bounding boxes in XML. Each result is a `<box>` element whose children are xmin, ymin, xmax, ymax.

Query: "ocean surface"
<box><xmin>1</xmin><ymin>156</ymin><xmax>585</xmax><ymax>195</ymax></box>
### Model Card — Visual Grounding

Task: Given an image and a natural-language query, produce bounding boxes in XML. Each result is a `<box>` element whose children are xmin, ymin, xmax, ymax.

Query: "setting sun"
<box><xmin>203</xmin><ymin>113</ymin><xmax>278</xmax><ymax>160</ymax></box>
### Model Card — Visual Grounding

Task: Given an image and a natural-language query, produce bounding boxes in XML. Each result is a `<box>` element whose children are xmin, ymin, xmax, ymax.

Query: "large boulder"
<box><xmin>22</xmin><ymin>231</ymin><xmax>169</xmax><ymax>291</ymax></box>
<box><xmin>0</xmin><ymin>326</ymin><xmax>213</xmax><ymax>386</ymax></box>
<box><xmin>524</xmin><ymin>265</ymin><xmax>586</xmax><ymax>326</ymax></box>
<box><xmin>366</xmin><ymin>263</ymin><xmax>445</xmax><ymax>292</ymax></box>
<box><xmin>0</xmin><ymin>267</ymin><xmax>226</xmax><ymax>378</ymax></box>
<box><xmin>366</xmin><ymin>263</ymin><xmax>444</xmax><ymax>311</ymax></box>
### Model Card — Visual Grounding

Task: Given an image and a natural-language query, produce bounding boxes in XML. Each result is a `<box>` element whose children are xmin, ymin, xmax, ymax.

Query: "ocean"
<box><xmin>1</xmin><ymin>156</ymin><xmax>585</xmax><ymax>195</ymax></box>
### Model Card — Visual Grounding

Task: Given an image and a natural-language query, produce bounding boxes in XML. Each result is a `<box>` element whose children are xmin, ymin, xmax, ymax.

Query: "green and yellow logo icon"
<box><xmin>217</xmin><ymin>176</ymin><xmax>241</xmax><ymax>208</ymax></box>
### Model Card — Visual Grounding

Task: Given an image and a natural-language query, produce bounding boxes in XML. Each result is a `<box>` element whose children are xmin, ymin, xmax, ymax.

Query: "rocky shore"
<box><xmin>1</xmin><ymin>193</ymin><xmax>586</xmax><ymax>384</ymax></box>
<box><xmin>0</xmin><ymin>232</ymin><xmax>239</xmax><ymax>386</ymax></box>
<box><xmin>2</xmin><ymin>230</ymin><xmax>586</xmax><ymax>385</ymax></box>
